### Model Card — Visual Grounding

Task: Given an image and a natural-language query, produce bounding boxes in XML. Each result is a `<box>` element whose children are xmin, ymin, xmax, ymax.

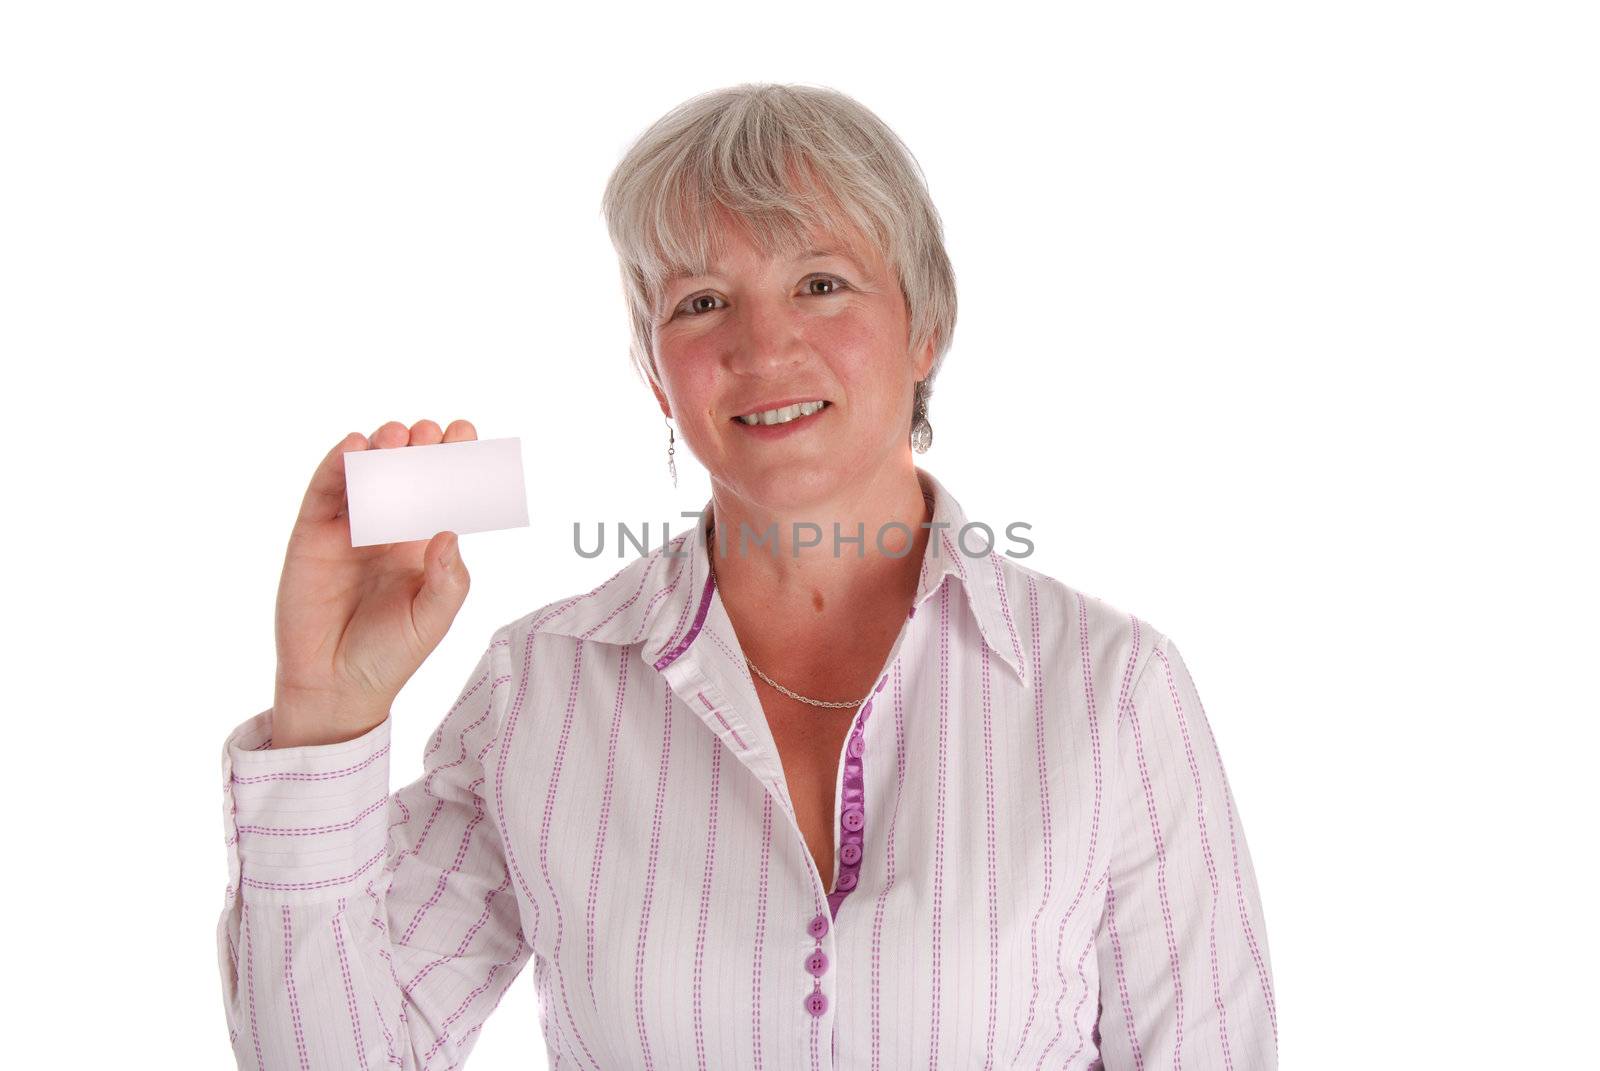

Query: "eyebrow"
<box><xmin>800</xmin><ymin>247</ymin><xmax>872</xmax><ymax>275</ymax></box>
<box><xmin>666</xmin><ymin>247</ymin><xmax>864</xmax><ymax>283</ymax></box>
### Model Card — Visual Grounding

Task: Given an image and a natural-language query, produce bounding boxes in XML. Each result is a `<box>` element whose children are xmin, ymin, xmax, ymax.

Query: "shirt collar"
<box><xmin>529</xmin><ymin>466</ymin><xmax>1028</xmax><ymax>685</ymax></box>
<box><xmin>906</xmin><ymin>466</ymin><xmax>1029</xmax><ymax>684</ymax></box>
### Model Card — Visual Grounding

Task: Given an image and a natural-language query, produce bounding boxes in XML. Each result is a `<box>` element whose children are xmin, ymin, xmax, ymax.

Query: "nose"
<box><xmin>726</xmin><ymin>292</ymin><xmax>808</xmax><ymax>378</ymax></box>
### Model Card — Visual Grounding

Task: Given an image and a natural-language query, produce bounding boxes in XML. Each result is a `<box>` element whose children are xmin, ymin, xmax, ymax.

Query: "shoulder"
<box><xmin>990</xmin><ymin>552</ymin><xmax>1172</xmax><ymax>696</ymax></box>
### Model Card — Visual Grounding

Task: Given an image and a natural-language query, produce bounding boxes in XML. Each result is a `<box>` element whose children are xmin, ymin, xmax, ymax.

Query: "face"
<box><xmin>648</xmin><ymin>213</ymin><xmax>936</xmax><ymax>514</ymax></box>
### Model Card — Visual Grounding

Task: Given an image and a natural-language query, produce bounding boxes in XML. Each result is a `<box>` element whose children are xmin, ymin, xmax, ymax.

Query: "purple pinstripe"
<box><xmin>927</xmin><ymin>577</ymin><xmax>951</xmax><ymax>1069</ymax></box>
<box><xmin>1157</xmin><ymin>643</ymin><xmax>1231</xmax><ymax>1066</ymax></box>
<box><xmin>1012</xmin><ymin>575</ymin><xmax>1054</xmax><ymax>1063</ymax></box>
<box><xmin>692</xmin><ymin>738</ymin><xmax>724</xmax><ymax>1068</ymax></box>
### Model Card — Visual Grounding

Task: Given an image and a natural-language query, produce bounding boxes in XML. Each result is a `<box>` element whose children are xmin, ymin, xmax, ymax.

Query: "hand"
<box><xmin>269</xmin><ymin>419</ymin><xmax>477</xmax><ymax>747</ymax></box>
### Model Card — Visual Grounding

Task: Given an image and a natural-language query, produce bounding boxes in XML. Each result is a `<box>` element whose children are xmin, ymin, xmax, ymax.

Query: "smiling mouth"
<box><xmin>733</xmin><ymin>399</ymin><xmax>831</xmax><ymax>426</ymax></box>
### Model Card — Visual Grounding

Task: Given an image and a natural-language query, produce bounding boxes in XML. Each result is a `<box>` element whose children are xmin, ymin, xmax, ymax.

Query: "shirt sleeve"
<box><xmin>215</xmin><ymin>629</ymin><xmax>531</xmax><ymax>1069</ymax></box>
<box><xmin>1095</xmin><ymin>632</ymin><xmax>1278</xmax><ymax>1069</ymax></box>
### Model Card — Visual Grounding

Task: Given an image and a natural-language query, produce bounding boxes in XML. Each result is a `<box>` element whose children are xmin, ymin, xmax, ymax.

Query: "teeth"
<box><xmin>737</xmin><ymin>399</ymin><xmax>827</xmax><ymax>426</ymax></box>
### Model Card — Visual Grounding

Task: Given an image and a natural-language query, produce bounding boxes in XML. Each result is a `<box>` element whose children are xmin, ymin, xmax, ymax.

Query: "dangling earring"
<box><xmin>910</xmin><ymin>380</ymin><xmax>933</xmax><ymax>453</ymax></box>
<box><xmin>664</xmin><ymin>415</ymin><xmax>678</xmax><ymax>488</ymax></box>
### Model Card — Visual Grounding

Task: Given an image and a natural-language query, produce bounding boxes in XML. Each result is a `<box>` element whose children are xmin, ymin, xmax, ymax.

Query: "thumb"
<box><xmin>412</xmin><ymin>531</ymin><xmax>469</xmax><ymax>643</ymax></box>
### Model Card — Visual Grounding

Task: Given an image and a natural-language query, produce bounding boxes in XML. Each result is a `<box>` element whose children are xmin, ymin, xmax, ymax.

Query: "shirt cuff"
<box><xmin>220</xmin><ymin>708</ymin><xmax>393</xmax><ymax>899</ymax></box>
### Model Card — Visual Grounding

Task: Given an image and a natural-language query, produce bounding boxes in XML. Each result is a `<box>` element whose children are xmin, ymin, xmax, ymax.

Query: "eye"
<box><xmin>671</xmin><ymin>274</ymin><xmax>850</xmax><ymax>319</ymax></box>
<box><xmin>805</xmin><ymin>274</ymin><xmax>849</xmax><ymax>296</ymax></box>
<box><xmin>677</xmin><ymin>292</ymin><xmax>726</xmax><ymax>317</ymax></box>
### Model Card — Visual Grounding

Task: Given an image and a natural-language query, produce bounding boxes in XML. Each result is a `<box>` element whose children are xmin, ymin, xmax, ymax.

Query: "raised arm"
<box><xmin>1096</xmin><ymin>631</ymin><xmax>1278</xmax><ymax>1068</ymax></box>
<box><xmin>216</xmin><ymin>632</ymin><xmax>531</xmax><ymax>1069</ymax></box>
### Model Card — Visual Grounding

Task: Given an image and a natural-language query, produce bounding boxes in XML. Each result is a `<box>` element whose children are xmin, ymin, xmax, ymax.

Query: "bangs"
<box><xmin>622</xmin><ymin>155</ymin><xmax>888</xmax><ymax>322</ymax></box>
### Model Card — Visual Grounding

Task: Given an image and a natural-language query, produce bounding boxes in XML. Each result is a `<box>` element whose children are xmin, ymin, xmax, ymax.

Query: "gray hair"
<box><xmin>599</xmin><ymin>82</ymin><xmax>956</xmax><ymax>444</ymax></box>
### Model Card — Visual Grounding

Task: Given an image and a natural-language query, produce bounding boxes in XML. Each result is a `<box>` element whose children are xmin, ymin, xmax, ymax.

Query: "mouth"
<box><xmin>731</xmin><ymin>399</ymin><xmax>831</xmax><ymax>427</ymax></box>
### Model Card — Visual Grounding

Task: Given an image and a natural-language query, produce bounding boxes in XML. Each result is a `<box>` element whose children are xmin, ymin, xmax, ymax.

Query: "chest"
<box><xmin>763</xmin><ymin>699</ymin><xmax>860</xmax><ymax>888</ymax></box>
<box><xmin>495</xmin><ymin>634</ymin><xmax>1114</xmax><ymax>1069</ymax></box>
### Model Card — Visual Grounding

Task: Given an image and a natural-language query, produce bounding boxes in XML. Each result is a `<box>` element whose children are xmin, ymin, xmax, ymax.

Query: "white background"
<box><xmin>4</xmin><ymin>1</ymin><xmax>1595</xmax><ymax>1066</ymax></box>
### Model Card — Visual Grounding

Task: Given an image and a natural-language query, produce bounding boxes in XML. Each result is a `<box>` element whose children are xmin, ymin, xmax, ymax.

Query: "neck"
<box><xmin>704</xmin><ymin>458</ymin><xmax>931</xmax><ymax>660</ymax></box>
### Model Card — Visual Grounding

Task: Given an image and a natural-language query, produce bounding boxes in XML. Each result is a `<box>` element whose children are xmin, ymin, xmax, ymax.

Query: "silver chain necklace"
<box><xmin>743</xmin><ymin>656</ymin><xmax>864</xmax><ymax>709</ymax></box>
<box><xmin>707</xmin><ymin>523</ymin><xmax>866</xmax><ymax>709</ymax></box>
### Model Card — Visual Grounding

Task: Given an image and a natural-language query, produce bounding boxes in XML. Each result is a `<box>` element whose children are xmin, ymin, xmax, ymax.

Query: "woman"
<box><xmin>217</xmin><ymin>83</ymin><xmax>1277</xmax><ymax>1069</ymax></box>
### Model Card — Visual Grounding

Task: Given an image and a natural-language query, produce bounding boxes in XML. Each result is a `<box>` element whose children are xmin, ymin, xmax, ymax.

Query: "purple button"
<box><xmin>805</xmin><ymin>950</ymin><xmax>829</xmax><ymax>977</ymax></box>
<box><xmin>836</xmin><ymin>869</ymin><xmax>858</xmax><ymax>891</ymax></box>
<box><xmin>805</xmin><ymin>989</ymin><xmax>829</xmax><ymax>1017</ymax></box>
<box><xmin>841</xmin><ymin>806</ymin><xmax>864</xmax><ymax>833</ymax></box>
<box><xmin>840</xmin><ymin>842</ymin><xmax>862</xmax><ymax>865</ymax></box>
<box><xmin>807</xmin><ymin>912</ymin><xmax>829</xmax><ymax>939</ymax></box>
<box><xmin>860</xmin><ymin>700</ymin><xmax>874</xmax><ymax>718</ymax></box>
<box><xmin>874</xmin><ymin>676</ymin><xmax>887</xmax><ymax>694</ymax></box>
<box><xmin>847</xmin><ymin>734</ymin><xmax>865</xmax><ymax>758</ymax></box>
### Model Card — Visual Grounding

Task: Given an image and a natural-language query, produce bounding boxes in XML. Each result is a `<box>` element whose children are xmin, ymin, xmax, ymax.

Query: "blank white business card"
<box><xmin>343</xmin><ymin>436</ymin><xmax>530</xmax><ymax>548</ymax></box>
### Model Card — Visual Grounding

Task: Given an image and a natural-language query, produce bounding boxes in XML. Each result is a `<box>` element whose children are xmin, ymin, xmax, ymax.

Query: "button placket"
<box><xmin>826</xmin><ymin>677</ymin><xmax>886</xmax><ymax>920</ymax></box>
<box><xmin>805</xmin><ymin>669</ymin><xmax>893</xmax><ymax>1024</ymax></box>
<box><xmin>804</xmin><ymin>910</ymin><xmax>831</xmax><ymax>1017</ymax></box>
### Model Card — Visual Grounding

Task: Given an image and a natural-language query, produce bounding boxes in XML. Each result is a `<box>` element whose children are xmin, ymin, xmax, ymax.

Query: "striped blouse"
<box><xmin>216</xmin><ymin>466</ymin><xmax>1278</xmax><ymax>1069</ymax></box>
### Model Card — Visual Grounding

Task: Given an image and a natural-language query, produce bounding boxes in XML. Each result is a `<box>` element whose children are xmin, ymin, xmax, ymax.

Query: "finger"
<box><xmin>368</xmin><ymin>420</ymin><xmax>406</xmax><ymax>449</ymax></box>
<box><xmin>409</xmin><ymin>418</ymin><xmax>444</xmax><ymax>447</ymax></box>
<box><xmin>296</xmin><ymin>431</ymin><xmax>368</xmax><ymax>528</ymax></box>
<box><xmin>411</xmin><ymin>530</ymin><xmax>469</xmax><ymax>648</ymax></box>
<box><xmin>442</xmin><ymin>419</ymin><xmax>477</xmax><ymax>443</ymax></box>
<box><xmin>426</xmin><ymin>530</ymin><xmax>463</xmax><ymax>583</ymax></box>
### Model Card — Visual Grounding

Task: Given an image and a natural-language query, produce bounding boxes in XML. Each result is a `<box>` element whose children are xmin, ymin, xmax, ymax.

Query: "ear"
<box><xmin>913</xmin><ymin>330</ymin><xmax>937</xmax><ymax>382</ymax></box>
<box><xmin>649</xmin><ymin>373</ymin><xmax>673</xmax><ymax>420</ymax></box>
